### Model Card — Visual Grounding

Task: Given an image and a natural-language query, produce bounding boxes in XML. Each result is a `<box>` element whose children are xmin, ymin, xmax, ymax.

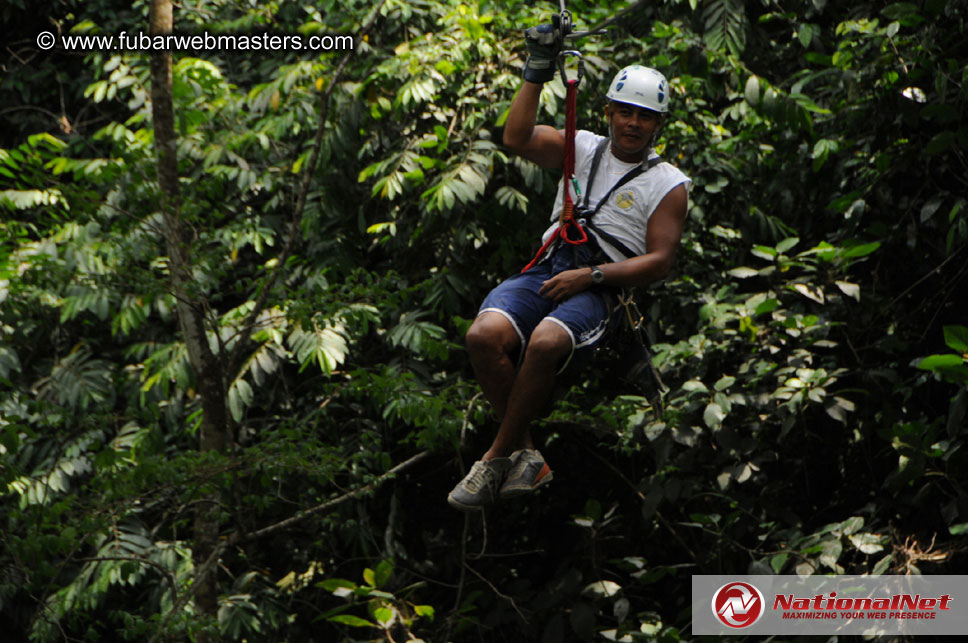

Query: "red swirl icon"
<box><xmin>712</xmin><ymin>581</ymin><xmax>765</xmax><ymax>628</ymax></box>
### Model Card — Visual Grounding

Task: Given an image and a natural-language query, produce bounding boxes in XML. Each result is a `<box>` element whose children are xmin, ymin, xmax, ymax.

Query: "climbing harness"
<box><xmin>613</xmin><ymin>290</ymin><xmax>668</xmax><ymax>401</ymax></box>
<box><xmin>577</xmin><ymin>138</ymin><xmax>662</xmax><ymax>261</ymax></box>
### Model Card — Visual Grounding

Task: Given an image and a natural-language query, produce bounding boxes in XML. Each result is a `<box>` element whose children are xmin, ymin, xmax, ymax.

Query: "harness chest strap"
<box><xmin>522</xmin><ymin>138</ymin><xmax>662</xmax><ymax>272</ymax></box>
<box><xmin>580</xmin><ymin>138</ymin><xmax>662</xmax><ymax>261</ymax></box>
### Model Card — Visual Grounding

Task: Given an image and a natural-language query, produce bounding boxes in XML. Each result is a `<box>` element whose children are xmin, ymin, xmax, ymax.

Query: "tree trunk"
<box><xmin>148</xmin><ymin>0</ymin><xmax>228</xmax><ymax>639</ymax></box>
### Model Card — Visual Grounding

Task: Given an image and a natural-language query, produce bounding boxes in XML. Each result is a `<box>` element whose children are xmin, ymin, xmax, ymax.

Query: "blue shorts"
<box><xmin>478</xmin><ymin>243</ymin><xmax>612</xmax><ymax>374</ymax></box>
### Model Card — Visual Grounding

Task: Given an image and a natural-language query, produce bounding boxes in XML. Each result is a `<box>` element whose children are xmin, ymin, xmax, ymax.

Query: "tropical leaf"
<box><xmin>287</xmin><ymin>319</ymin><xmax>349</xmax><ymax>374</ymax></box>
<box><xmin>703</xmin><ymin>0</ymin><xmax>748</xmax><ymax>56</ymax></box>
<box><xmin>33</xmin><ymin>345</ymin><xmax>115</xmax><ymax>412</ymax></box>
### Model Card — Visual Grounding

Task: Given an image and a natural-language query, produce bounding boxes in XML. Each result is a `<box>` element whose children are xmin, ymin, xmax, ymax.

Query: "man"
<box><xmin>447</xmin><ymin>23</ymin><xmax>691</xmax><ymax>512</ymax></box>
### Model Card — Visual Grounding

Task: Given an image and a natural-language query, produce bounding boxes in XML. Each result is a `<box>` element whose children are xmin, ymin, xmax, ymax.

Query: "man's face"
<box><xmin>606</xmin><ymin>101</ymin><xmax>665</xmax><ymax>162</ymax></box>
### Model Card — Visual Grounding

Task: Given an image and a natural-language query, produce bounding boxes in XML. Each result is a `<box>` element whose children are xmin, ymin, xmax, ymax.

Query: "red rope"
<box><xmin>522</xmin><ymin>77</ymin><xmax>587</xmax><ymax>273</ymax></box>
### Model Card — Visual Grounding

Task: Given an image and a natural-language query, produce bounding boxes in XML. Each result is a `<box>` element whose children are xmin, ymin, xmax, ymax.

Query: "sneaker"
<box><xmin>447</xmin><ymin>458</ymin><xmax>512</xmax><ymax>512</ymax></box>
<box><xmin>500</xmin><ymin>449</ymin><xmax>554</xmax><ymax>498</ymax></box>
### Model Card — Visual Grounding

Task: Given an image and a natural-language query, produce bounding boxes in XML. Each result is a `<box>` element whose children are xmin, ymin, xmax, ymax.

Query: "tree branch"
<box><xmin>588</xmin><ymin>0</ymin><xmax>651</xmax><ymax>35</ymax></box>
<box><xmin>231</xmin><ymin>449</ymin><xmax>431</xmax><ymax>545</ymax></box>
<box><xmin>463</xmin><ymin>562</ymin><xmax>529</xmax><ymax>623</ymax></box>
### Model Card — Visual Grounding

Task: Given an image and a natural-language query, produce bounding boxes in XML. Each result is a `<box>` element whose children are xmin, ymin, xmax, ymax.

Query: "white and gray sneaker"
<box><xmin>447</xmin><ymin>458</ymin><xmax>512</xmax><ymax>512</ymax></box>
<box><xmin>500</xmin><ymin>449</ymin><xmax>554</xmax><ymax>498</ymax></box>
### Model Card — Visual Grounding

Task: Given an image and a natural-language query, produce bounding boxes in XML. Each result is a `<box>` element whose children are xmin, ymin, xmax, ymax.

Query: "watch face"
<box><xmin>592</xmin><ymin>268</ymin><xmax>604</xmax><ymax>284</ymax></box>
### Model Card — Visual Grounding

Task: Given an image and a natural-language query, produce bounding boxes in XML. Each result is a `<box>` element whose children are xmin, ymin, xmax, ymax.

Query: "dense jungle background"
<box><xmin>2</xmin><ymin>0</ymin><xmax>967</xmax><ymax>641</ymax></box>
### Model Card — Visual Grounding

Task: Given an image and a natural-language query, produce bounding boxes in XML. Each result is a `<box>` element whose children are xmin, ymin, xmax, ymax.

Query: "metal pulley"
<box><xmin>554</xmin><ymin>2</ymin><xmax>606</xmax><ymax>85</ymax></box>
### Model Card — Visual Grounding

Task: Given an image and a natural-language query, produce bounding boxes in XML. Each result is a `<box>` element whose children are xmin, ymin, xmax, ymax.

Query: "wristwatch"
<box><xmin>589</xmin><ymin>266</ymin><xmax>605</xmax><ymax>285</ymax></box>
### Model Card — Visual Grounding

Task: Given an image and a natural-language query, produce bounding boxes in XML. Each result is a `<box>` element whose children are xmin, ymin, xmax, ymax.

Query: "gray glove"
<box><xmin>523</xmin><ymin>19</ymin><xmax>561</xmax><ymax>84</ymax></box>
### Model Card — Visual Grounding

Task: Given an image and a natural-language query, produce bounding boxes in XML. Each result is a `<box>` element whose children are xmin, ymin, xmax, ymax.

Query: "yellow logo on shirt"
<box><xmin>615</xmin><ymin>190</ymin><xmax>635</xmax><ymax>209</ymax></box>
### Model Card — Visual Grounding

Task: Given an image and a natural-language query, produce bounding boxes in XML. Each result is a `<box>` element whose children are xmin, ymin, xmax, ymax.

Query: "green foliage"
<box><xmin>917</xmin><ymin>325</ymin><xmax>968</xmax><ymax>386</ymax></box>
<box><xmin>312</xmin><ymin>559</ymin><xmax>436</xmax><ymax>640</ymax></box>
<box><xmin>703</xmin><ymin>0</ymin><xmax>748</xmax><ymax>57</ymax></box>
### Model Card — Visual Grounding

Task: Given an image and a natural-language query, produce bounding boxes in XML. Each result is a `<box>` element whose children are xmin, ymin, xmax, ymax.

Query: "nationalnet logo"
<box><xmin>712</xmin><ymin>581</ymin><xmax>765</xmax><ymax>628</ymax></box>
<box><xmin>772</xmin><ymin>590</ymin><xmax>952</xmax><ymax>621</ymax></box>
<box><xmin>695</xmin><ymin>575</ymin><xmax>966</xmax><ymax>635</ymax></box>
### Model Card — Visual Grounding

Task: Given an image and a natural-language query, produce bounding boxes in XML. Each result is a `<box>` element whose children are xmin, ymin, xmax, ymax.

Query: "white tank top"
<box><xmin>541</xmin><ymin>130</ymin><xmax>692</xmax><ymax>262</ymax></box>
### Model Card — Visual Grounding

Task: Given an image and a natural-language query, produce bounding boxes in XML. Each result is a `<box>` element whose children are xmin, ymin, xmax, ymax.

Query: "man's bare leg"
<box><xmin>465</xmin><ymin>312</ymin><xmax>521</xmax><ymax>420</ymax></box>
<box><xmin>449</xmin><ymin>318</ymin><xmax>568</xmax><ymax>510</ymax></box>
<box><xmin>481</xmin><ymin>320</ymin><xmax>571</xmax><ymax>461</ymax></box>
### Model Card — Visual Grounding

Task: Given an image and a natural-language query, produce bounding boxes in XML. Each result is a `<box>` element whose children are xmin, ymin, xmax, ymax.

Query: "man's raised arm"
<box><xmin>502</xmin><ymin>82</ymin><xmax>565</xmax><ymax>169</ymax></box>
<box><xmin>502</xmin><ymin>22</ymin><xmax>566</xmax><ymax>169</ymax></box>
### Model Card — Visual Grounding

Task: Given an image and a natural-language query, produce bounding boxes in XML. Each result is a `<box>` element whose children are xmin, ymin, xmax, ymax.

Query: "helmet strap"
<box><xmin>647</xmin><ymin>115</ymin><xmax>666</xmax><ymax>153</ymax></box>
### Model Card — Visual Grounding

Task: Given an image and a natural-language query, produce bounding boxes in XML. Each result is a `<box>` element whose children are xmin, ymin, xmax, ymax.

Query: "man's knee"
<box><xmin>466</xmin><ymin>313</ymin><xmax>519</xmax><ymax>359</ymax></box>
<box><xmin>524</xmin><ymin>321</ymin><xmax>572</xmax><ymax>365</ymax></box>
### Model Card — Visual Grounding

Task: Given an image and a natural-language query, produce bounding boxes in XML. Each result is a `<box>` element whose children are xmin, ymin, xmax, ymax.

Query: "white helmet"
<box><xmin>606</xmin><ymin>65</ymin><xmax>670</xmax><ymax>113</ymax></box>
